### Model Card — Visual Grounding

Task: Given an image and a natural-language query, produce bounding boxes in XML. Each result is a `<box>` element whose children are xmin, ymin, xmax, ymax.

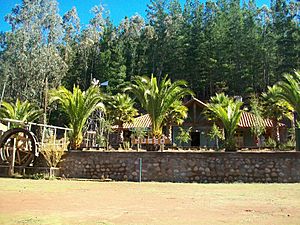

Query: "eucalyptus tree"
<box><xmin>49</xmin><ymin>85</ymin><xmax>104</xmax><ymax>150</ymax></box>
<box><xmin>206</xmin><ymin>93</ymin><xmax>243</xmax><ymax>151</ymax></box>
<box><xmin>126</xmin><ymin>75</ymin><xmax>193</xmax><ymax>138</ymax></box>
<box><xmin>61</xmin><ymin>7</ymin><xmax>81</xmax><ymax>89</ymax></box>
<box><xmin>2</xmin><ymin>0</ymin><xmax>66</xmax><ymax>105</ymax></box>
<box><xmin>74</xmin><ymin>4</ymin><xmax>108</xmax><ymax>90</ymax></box>
<box><xmin>62</xmin><ymin>7</ymin><xmax>81</xmax><ymax>46</ymax></box>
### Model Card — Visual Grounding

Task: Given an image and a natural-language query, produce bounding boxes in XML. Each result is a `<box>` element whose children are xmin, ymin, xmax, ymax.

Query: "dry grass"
<box><xmin>0</xmin><ymin>178</ymin><xmax>299</xmax><ymax>225</ymax></box>
<box><xmin>40</xmin><ymin>136</ymin><xmax>68</xmax><ymax>167</ymax></box>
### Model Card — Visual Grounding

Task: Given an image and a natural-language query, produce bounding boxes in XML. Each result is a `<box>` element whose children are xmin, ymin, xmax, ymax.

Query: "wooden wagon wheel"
<box><xmin>0</xmin><ymin>128</ymin><xmax>38</xmax><ymax>167</ymax></box>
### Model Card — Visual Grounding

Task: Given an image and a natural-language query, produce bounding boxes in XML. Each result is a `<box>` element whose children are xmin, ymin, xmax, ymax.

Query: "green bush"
<box><xmin>265</xmin><ymin>137</ymin><xmax>277</xmax><ymax>149</ymax></box>
<box><xmin>279</xmin><ymin>139</ymin><xmax>295</xmax><ymax>151</ymax></box>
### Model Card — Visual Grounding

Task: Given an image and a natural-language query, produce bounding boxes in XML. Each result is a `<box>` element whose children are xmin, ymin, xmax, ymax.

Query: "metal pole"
<box><xmin>139</xmin><ymin>158</ymin><xmax>142</xmax><ymax>182</ymax></box>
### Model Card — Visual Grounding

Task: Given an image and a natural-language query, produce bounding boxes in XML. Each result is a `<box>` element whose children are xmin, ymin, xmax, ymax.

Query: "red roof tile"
<box><xmin>238</xmin><ymin>111</ymin><xmax>284</xmax><ymax>128</ymax></box>
<box><xmin>115</xmin><ymin>105</ymin><xmax>285</xmax><ymax>129</ymax></box>
<box><xmin>116</xmin><ymin>114</ymin><xmax>152</xmax><ymax>129</ymax></box>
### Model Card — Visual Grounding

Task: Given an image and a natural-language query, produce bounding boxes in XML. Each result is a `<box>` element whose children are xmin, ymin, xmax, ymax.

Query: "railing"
<box><xmin>0</xmin><ymin>118</ymin><xmax>72</xmax><ymax>150</ymax></box>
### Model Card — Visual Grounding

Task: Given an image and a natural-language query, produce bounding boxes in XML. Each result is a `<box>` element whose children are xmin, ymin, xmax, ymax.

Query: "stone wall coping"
<box><xmin>66</xmin><ymin>151</ymin><xmax>300</xmax><ymax>157</ymax></box>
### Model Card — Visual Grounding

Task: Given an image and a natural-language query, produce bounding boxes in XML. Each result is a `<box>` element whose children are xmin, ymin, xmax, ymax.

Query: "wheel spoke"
<box><xmin>16</xmin><ymin>150</ymin><xmax>21</xmax><ymax>165</ymax></box>
<box><xmin>0</xmin><ymin>128</ymin><xmax>36</xmax><ymax>166</ymax></box>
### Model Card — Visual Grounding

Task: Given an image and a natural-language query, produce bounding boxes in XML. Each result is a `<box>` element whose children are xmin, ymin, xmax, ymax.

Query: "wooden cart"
<box><xmin>0</xmin><ymin>118</ymin><xmax>71</xmax><ymax>175</ymax></box>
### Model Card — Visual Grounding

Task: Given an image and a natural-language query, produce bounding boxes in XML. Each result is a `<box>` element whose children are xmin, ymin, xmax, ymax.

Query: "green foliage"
<box><xmin>0</xmin><ymin>0</ymin><xmax>299</xmax><ymax>137</ymax></box>
<box><xmin>131</xmin><ymin>127</ymin><xmax>147</xmax><ymax>150</ymax></box>
<box><xmin>1</xmin><ymin>0</ymin><xmax>67</xmax><ymax>105</ymax></box>
<box><xmin>126</xmin><ymin>75</ymin><xmax>193</xmax><ymax>137</ymax></box>
<box><xmin>106</xmin><ymin>93</ymin><xmax>138</xmax><ymax>127</ymax></box>
<box><xmin>208</xmin><ymin>123</ymin><xmax>224</xmax><ymax>149</ymax></box>
<box><xmin>49</xmin><ymin>85</ymin><xmax>104</xmax><ymax>149</ymax></box>
<box><xmin>262</xmin><ymin>84</ymin><xmax>294</xmax><ymax>143</ymax></box>
<box><xmin>176</xmin><ymin>127</ymin><xmax>192</xmax><ymax>146</ymax></box>
<box><xmin>164</xmin><ymin>100</ymin><xmax>188</xmax><ymax>126</ymax></box>
<box><xmin>0</xmin><ymin>99</ymin><xmax>42</xmax><ymax>122</ymax></box>
<box><xmin>0</xmin><ymin>0</ymin><xmax>299</xmax><ymax>106</ymax></box>
<box><xmin>270</xmin><ymin>71</ymin><xmax>300</xmax><ymax>122</ymax></box>
<box><xmin>249</xmin><ymin>96</ymin><xmax>266</xmax><ymax>139</ymax></box>
<box><xmin>105</xmin><ymin>93</ymin><xmax>137</xmax><ymax>145</ymax></box>
<box><xmin>206</xmin><ymin>93</ymin><xmax>243</xmax><ymax>151</ymax></box>
<box><xmin>265</xmin><ymin>137</ymin><xmax>277</xmax><ymax>149</ymax></box>
<box><xmin>131</xmin><ymin>127</ymin><xmax>147</xmax><ymax>139</ymax></box>
<box><xmin>122</xmin><ymin>141</ymin><xmax>130</xmax><ymax>150</ymax></box>
<box><xmin>100</xmin><ymin>119</ymin><xmax>114</xmax><ymax>150</ymax></box>
<box><xmin>208</xmin><ymin>123</ymin><xmax>223</xmax><ymax>140</ymax></box>
<box><xmin>278</xmin><ymin>139</ymin><xmax>295</xmax><ymax>151</ymax></box>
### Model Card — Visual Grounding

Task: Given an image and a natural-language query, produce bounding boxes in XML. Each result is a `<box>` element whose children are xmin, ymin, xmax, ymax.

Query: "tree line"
<box><xmin>0</xmin><ymin>0</ymin><xmax>299</xmax><ymax>105</ymax></box>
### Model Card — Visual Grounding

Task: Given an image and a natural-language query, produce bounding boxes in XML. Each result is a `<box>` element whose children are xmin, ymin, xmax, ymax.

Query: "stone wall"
<box><xmin>59</xmin><ymin>151</ymin><xmax>300</xmax><ymax>183</ymax></box>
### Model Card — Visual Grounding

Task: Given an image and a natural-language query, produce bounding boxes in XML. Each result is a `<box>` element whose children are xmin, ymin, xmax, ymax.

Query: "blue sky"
<box><xmin>0</xmin><ymin>0</ymin><xmax>270</xmax><ymax>32</ymax></box>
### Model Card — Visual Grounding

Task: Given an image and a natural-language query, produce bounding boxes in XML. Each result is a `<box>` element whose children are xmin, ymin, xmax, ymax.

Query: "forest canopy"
<box><xmin>0</xmin><ymin>0</ymin><xmax>299</xmax><ymax>105</ymax></box>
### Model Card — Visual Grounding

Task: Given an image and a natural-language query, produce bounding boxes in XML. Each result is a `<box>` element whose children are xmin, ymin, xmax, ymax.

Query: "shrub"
<box><xmin>40</xmin><ymin>136</ymin><xmax>68</xmax><ymax>167</ymax></box>
<box><xmin>265</xmin><ymin>137</ymin><xmax>277</xmax><ymax>149</ymax></box>
<box><xmin>279</xmin><ymin>139</ymin><xmax>295</xmax><ymax>151</ymax></box>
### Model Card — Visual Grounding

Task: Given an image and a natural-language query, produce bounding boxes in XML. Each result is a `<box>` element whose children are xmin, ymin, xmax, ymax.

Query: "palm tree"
<box><xmin>268</xmin><ymin>70</ymin><xmax>300</xmax><ymax>124</ymax></box>
<box><xmin>249</xmin><ymin>95</ymin><xmax>266</xmax><ymax>148</ymax></box>
<box><xmin>49</xmin><ymin>85</ymin><xmax>104</xmax><ymax>149</ymax></box>
<box><xmin>126</xmin><ymin>75</ymin><xmax>193</xmax><ymax>137</ymax></box>
<box><xmin>164</xmin><ymin>100</ymin><xmax>188</xmax><ymax>142</ymax></box>
<box><xmin>262</xmin><ymin>85</ymin><xmax>293</xmax><ymax>144</ymax></box>
<box><xmin>0</xmin><ymin>99</ymin><xmax>41</xmax><ymax>123</ymax></box>
<box><xmin>206</xmin><ymin>93</ymin><xmax>243</xmax><ymax>151</ymax></box>
<box><xmin>263</xmin><ymin>70</ymin><xmax>300</xmax><ymax>149</ymax></box>
<box><xmin>106</xmin><ymin>93</ymin><xmax>138</xmax><ymax>145</ymax></box>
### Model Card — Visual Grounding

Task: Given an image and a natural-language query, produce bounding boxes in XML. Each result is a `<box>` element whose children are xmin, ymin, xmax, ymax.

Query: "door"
<box><xmin>191</xmin><ymin>132</ymin><xmax>200</xmax><ymax>146</ymax></box>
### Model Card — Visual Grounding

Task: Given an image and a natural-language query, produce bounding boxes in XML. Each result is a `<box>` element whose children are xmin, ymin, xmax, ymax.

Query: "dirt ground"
<box><xmin>0</xmin><ymin>178</ymin><xmax>299</xmax><ymax>225</ymax></box>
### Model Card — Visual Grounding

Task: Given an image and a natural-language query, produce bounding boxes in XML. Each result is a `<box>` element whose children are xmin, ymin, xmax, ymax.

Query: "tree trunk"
<box><xmin>137</xmin><ymin>137</ymin><xmax>140</xmax><ymax>152</ymax></box>
<box><xmin>118</xmin><ymin>122</ymin><xmax>124</xmax><ymax>147</ymax></box>
<box><xmin>106</xmin><ymin>131</ymin><xmax>110</xmax><ymax>150</ymax></box>
<box><xmin>43</xmin><ymin>76</ymin><xmax>48</xmax><ymax>125</ymax></box>
<box><xmin>215</xmin><ymin>137</ymin><xmax>219</xmax><ymax>149</ymax></box>
<box><xmin>273</xmin><ymin>119</ymin><xmax>280</xmax><ymax>145</ymax></box>
<box><xmin>166</xmin><ymin>123</ymin><xmax>172</xmax><ymax>144</ymax></box>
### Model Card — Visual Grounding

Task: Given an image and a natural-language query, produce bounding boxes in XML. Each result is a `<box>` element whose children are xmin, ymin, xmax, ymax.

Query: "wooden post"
<box><xmin>54</xmin><ymin>128</ymin><xmax>57</xmax><ymax>145</ymax></box>
<box><xmin>41</xmin><ymin>126</ymin><xmax>46</xmax><ymax>148</ymax></box>
<box><xmin>9</xmin><ymin>138</ymin><xmax>17</xmax><ymax>176</ymax></box>
<box><xmin>64</xmin><ymin>130</ymin><xmax>67</xmax><ymax>147</ymax></box>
